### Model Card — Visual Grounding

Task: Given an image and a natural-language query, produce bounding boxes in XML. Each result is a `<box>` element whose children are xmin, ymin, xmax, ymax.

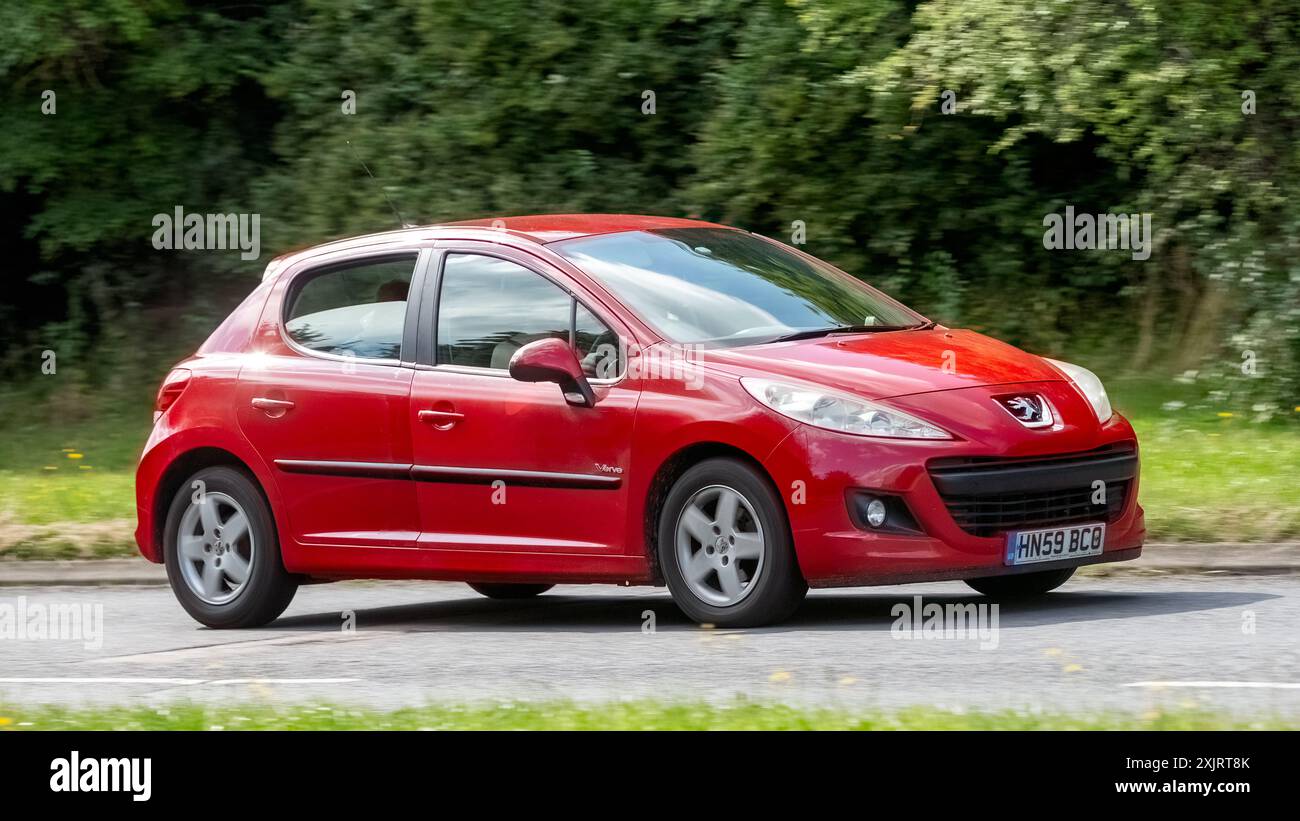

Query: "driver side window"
<box><xmin>436</xmin><ymin>254</ymin><xmax>622</xmax><ymax>377</ymax></box>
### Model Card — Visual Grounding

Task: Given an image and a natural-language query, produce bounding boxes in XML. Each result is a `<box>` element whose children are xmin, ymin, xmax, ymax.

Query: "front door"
<box><xmin>409</xmin><ymin>249</ymin><xmax>638</xmax><ymax>555</ymax></box>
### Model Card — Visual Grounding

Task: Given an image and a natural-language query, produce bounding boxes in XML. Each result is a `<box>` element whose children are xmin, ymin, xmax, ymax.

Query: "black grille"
<box><xmin>928</xmin><ymin>444</ymin><xmax>1136</xmax><ymax>537</ymax></box>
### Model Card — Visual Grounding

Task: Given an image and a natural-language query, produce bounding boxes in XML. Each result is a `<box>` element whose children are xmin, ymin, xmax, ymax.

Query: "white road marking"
<box><xmin>0</xmin><ymin>677</ymin><xmax>195</xmax><ymax>685</ymax></box>
<box><xmin>205</xmin><ymin>678</ymin><xmax>360</xmax><ymax>685</ymax></box>
<box><xmin>1125</xmin><ymin>680</ymin><xmax>1300</xmax><ymax>689</ymax></box>
<box><xmin>0</xmin><ymin>677</ymin><xmax>360</xmax><ymax>685</ymax></box>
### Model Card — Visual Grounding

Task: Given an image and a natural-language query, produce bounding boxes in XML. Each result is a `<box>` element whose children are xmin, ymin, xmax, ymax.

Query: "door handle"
<box><xmin>418</xmin><ymin>409</ymin><xmax>464</xmax><ymax>428</ymax></box>
<box><xmin>251</xmin><ymin>397</ymin><xmax>295</xmax><ymax>414</ymax></box>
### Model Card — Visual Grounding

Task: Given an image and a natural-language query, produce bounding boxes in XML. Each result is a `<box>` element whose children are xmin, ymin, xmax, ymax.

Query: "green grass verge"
<box><xmin>1110</xmin><ymin>376</ymin><xmax>1300</xmax><ymax>542</ymax></box>
<box><xmin>0</xmin><ymin>378</ymin><xmax>1296</xmax><ymax>559</ymax></box>
<box><xmin>0</xmin><ymin>701</ymin><xmax>1294</xmax><ymax>730</ymax></box>
<box><xmin>0</xmin><ymin>472</ymin><xmax>135</xmax><ymax>525</ymax></box>
<box><xmin>1129</xmin><ymin>418</ymin><xmax>1300</xmax><ymax>541</ymax></box>
<box><xmin>0</xmin><ymin>404</ymin><xmax>145</xmax><ymax>559</ymax></box>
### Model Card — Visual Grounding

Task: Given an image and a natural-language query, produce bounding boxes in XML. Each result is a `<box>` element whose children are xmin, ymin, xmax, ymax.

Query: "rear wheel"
<box><xmin>468</xmin><ymin>582</ymin><xmax>554</xmax><ymax>599</ymax></box>
<box><xmin>658</xmin><ymin>458</ymin><xmax>806</xmax><ymax>627</ymax></box>
<box><xmin>965</xmin><ymin>567</ymin><xmax>1075</xmax><ymax>598</ymax></box>
<box><xmin>163</xmin><ymin>466</ymin><xmax>298</xmax><ymax>628</ymax></box>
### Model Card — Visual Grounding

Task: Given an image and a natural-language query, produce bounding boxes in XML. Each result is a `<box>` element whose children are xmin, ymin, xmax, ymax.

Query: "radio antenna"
<box><xmin>347</xmin><ymin>140</ymin><xmax>411</xmax><ymax>229</ymax></box>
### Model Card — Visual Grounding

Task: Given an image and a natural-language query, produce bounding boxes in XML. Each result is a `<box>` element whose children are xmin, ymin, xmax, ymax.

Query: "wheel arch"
<box><xmin>151</xmin><ymin>447</ymin><xmax>276</xmax><ymax>564</ymax></box>
<box><xmin>642</xmin><ymin>441</ymin><xmax>794</xmax><ymax>584</ymax></box>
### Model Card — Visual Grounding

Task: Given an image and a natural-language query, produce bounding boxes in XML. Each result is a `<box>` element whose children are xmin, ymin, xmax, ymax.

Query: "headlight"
<box><xmin>740</xmin><ymin>377</ymin><xmax>952</xmax><ymax>439</ymax></box>
<box><xmin>1045</xmin><ymin>358</ymin><xmax>1113</xmax><ymax>422</ymax></box>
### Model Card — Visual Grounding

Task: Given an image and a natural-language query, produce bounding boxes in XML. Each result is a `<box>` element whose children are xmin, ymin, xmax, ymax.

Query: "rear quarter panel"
<box><xmin>135</xmin><ymin>360</ymin><xmax>285</xmax><ymax>563</ymax></box>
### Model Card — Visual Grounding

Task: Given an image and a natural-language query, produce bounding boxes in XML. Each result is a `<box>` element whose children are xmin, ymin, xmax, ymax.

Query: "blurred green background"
<box><xmin>0</xmin><ymin>0</ymin><xmax>1297</xmax><ymax>557</ymax></box>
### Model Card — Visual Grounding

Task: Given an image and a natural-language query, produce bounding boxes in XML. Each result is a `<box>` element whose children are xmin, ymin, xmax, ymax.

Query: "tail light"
<box><xmin>154</xmin><ymin>368</ymin><xmax>192</xmax><ymax>422</ymax></box>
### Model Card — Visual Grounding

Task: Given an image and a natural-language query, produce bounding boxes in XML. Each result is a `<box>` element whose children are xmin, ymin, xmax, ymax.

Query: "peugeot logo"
<box><xmin>994</xmin><ymin>394</ymin><xmax>1054</xmax><ymax>428</ymax></box>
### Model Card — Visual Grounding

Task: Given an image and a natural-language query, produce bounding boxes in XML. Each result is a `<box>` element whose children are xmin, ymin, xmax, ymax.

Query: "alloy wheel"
<box><xmin>674</xmin><ymin>484</ymin><xmax>766</xmax><ymax>607</ymax></box>
<box><xmin>177</xmin><ymin>491</ymin><xmax>256</xmax><ymax>605</ymax></box>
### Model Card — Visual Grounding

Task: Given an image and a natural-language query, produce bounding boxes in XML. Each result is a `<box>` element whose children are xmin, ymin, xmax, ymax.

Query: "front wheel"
<box><xmin>964</xmin><ymin>567</ymin><xmax>1076</xmax><ymax>598</ymax></box>
<box><xmin>163</xmin><ymin>466</ymin><xmax>298</xmax><ymax>628</ymax></box>
<box><xmin>658</xmin><ymin>458</ymin><xmax>806</xmax><ymax>627</ymax></box>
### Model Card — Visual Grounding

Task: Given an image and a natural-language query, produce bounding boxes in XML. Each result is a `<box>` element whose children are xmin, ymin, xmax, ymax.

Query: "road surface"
<box><xmin>2</xmin><ymin>575</ymin><xmax>1297</xmax><ymax>715</ymax></box>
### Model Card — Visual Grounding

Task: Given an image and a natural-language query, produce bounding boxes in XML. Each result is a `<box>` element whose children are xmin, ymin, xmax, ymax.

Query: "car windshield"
<box><xmin>552</xmin><ymin>228</ymin><xmax>922</xmax><ymax>347</ymax></box>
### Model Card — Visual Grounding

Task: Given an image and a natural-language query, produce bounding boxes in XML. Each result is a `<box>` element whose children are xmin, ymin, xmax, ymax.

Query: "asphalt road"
<box><xmin>2</xmin><ymin>575</ymin><xmax>1298</xmax><ymax>715</ymax></box>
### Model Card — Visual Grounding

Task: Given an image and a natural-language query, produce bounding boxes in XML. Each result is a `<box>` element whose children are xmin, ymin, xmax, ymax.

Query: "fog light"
<box><xmin>865</xmin><ymin>498</ymin><xmax>887</xmax><ymax>528</ymax></box>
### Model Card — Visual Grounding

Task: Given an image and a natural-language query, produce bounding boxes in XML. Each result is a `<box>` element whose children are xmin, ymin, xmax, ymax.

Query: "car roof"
<box><xmin>262</xmin><ymin>214</ymin><xmax>728</xmax><ymax>280</ymax></box>
<box><xmin>439</xmin><ymin>213</ymin><xmax>725</xmax><ymax>242</ymax></box>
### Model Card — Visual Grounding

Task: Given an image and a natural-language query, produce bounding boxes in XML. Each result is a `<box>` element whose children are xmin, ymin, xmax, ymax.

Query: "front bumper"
<box><xmin>763</xmin><ymin>381</ymin><xmax>1146</xmax><ymax>587</ymax></box>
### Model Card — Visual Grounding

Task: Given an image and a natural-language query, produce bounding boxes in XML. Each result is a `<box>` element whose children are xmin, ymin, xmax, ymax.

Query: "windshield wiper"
<box><xmin>766</xmin><ymin>324</ymin><xmax>924</xmax><ymax>343</ymax></box>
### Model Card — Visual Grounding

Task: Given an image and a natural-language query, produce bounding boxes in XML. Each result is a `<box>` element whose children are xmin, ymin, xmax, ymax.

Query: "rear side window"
<box><xmin>436</xmin><ymin>253</ymin><xmax>622</xmax><ymax>376</ymax></box>
<box><xmin>285</xmin><ymin>256</ymin><xmax>416</xmax><ymax>360</ymax></box>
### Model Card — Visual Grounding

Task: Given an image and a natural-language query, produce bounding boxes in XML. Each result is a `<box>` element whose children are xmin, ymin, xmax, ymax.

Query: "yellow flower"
<box><xmin>1216</xmin><ymin>412</ymin><xmax>1234</xmax><ymax>418</ymax></box>
<box><xmin>67</xmin><ymin>452</ymin><xmax>83</xmax><ymax>460</ymax></box>
<box><xmin>0</xmin><ymin>717</ymin><xmax>12</xmax><ymax>726</ymax></box>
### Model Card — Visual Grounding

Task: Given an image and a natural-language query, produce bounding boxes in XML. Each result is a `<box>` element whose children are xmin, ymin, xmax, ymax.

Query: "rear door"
<box><xmin>408</xmin><ymin>245</ymin><xmax>639</xmax><ymax>555</ymax></box>
<box><xmin>236</xmin><ymin>250</ymin><xmax>429</xmax><ymax>548</ymax></box>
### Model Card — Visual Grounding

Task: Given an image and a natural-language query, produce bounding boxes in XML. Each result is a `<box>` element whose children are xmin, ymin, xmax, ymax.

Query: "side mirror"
<box><xmin>508</xmin><ymin>337</ymin><xmax>596</xmax><ymax>407</ymax></box>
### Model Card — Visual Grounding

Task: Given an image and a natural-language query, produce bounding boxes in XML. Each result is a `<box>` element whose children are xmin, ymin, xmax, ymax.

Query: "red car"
<box><xmin>136</xmin><ymin>214</ymin><xmax>1144</xmax><ymax>628</ymax></box>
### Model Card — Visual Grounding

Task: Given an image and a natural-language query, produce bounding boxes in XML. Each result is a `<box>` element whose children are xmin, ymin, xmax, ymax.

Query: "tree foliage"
<box><xmin>1</xmin><ymin>0</ymin><xmax>1295</xmax><ymax>414</ymax></box>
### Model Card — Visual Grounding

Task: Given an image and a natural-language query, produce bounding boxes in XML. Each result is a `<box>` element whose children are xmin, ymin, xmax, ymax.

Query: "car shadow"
<box><xmin>267</xmin><ymin>587</ymin><xmax>1280</xmax><ymax>634</ymax></box>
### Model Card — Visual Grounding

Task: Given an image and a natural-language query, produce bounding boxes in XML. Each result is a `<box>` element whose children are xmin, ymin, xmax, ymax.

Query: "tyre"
<box><xmin>163</xmin><ymin>466</ymin><xmax>298</xmax><ymax>628</ymax></box>
<box><xmin>468</xmin><ymin>582</ymin><xmax>554</xmax><ymax>599</ymax></box>
<box><xmin>964</xmin><ymin>567</ymin><xmax>1076</xmax><ymax>598</ymax></box>
<box><xmin>658</xmin><ymin>457</ymin><xmax>806</xmax><ymax>627</ymax></box>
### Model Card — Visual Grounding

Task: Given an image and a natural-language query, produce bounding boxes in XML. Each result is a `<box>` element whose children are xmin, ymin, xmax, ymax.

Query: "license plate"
<box><xmin>1005</xmin><ymin>522</ymin><xmax>1105</xmax><ymax>566</ymax></box>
